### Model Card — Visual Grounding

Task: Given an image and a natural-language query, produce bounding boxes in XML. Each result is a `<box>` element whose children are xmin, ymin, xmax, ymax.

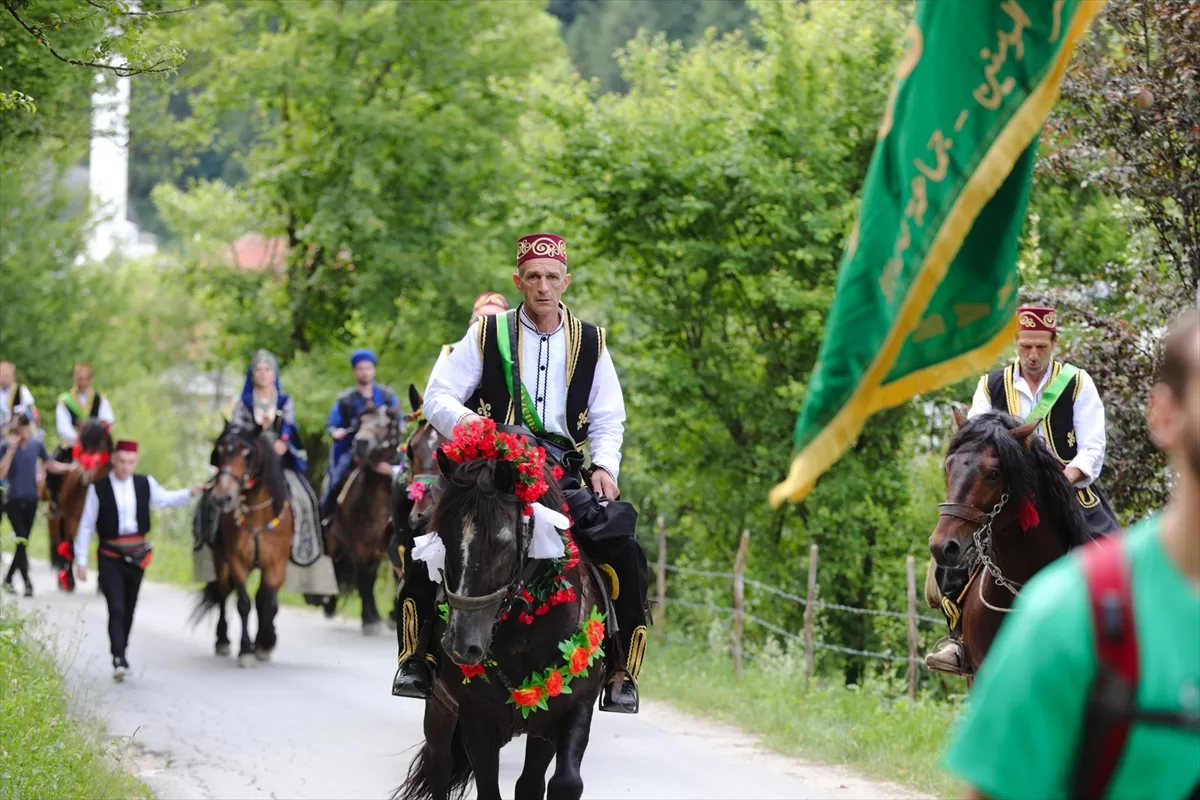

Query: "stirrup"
<box><xmin>924</xmin><ymin>635</ymin><xmax>967</xmax><ymax>676</ymax></box>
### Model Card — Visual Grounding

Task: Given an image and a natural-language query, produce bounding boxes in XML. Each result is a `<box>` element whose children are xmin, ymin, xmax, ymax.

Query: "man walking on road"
<box><xmin>74</xmin><ymin>440</ymin><xmax>204</xmax><ymax>681</ymax></box>
<box><xmin>944</xmin><ymin>310</ymin><xmax>1200</xmax><ymax>799</ymax></box>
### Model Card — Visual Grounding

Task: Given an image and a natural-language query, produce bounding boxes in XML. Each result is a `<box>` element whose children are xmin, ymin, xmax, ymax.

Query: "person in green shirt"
<box><xmin>944</xmin><ymin>309</ymin><xmax>1200</xmax><ymax>800</ymax></box>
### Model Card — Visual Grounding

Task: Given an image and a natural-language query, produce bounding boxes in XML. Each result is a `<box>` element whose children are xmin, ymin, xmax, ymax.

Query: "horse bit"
<box><xmin>938</xmin><ymin>490</ymin><xmax>1023</xmax><ymax>613</ymax></box>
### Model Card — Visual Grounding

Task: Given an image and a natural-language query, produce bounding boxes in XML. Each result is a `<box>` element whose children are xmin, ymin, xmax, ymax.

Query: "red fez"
<box><xmin>115</xmin><ymin>440</ymin><xmax>138</xmax><ymax>453</ymax></box>
<box><xmin>516</xmin><ymin>233</ymin><xmax>567</xmax><ymax>267</ymax></box>
<box><xmin>1017</xmin><ymin>306</ymin><xmax>1057</xmax><ymax>333</ymax></box>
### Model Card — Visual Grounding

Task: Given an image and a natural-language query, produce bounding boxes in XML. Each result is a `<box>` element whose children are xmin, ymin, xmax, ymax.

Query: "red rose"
<box><xmin>519</xmin><ymin>612</ymin><xmax>535</xmax><ymax>625</ymax></box>
<box><xmin>520</xmin><ymin>589</ymin><xmax>535</xmax><ymax>604</ymax></box>
<box><xmin>511</xmin><ymin>686</ymin><xmax>542</xmax><ymax>708</ymax></box>
<box><xmin>587</xmin><ymin>630</ymin><xmax>602</xmax><ymax>654</ymax></box>
<box><xmin>545</xmin><ymin>669</ymin><xmax>565</xmax><ymax>697</ymax></box>
<box><xmin>535</xmin><ymin>603</ymin><xmax>551</xmax><ymax>616</ymax></box>
<box><xmin>586</xmin><ymin>618</ymin><xmax>605</xmax><ymax>641</ymax></box>
<box><xmin>568</xmin><ymin>647</ymin><xmax>590</xmax><ymax>675</ymax></box>
<box><xmin>459</xmin><ymin>663</ymin><xmax>486</xmax><ymax>679</ymax></box>
<box><xmin>552</xmin><ymin>465</ymin><xmax>564</xmax><ymax>481</ymax></box>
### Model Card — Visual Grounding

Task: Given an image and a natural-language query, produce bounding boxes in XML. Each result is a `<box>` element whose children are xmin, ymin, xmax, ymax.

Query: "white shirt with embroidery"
<box><xmin>0</xmin><ymin>384</ymin><xmax>35</xmax><ymax>426</ymax></box>
<box><xmin>967</xmin><ymin>363</ymin><xmax>1106</xmax><ymax>487</ymax></box>
<box><xmin>75</xmin><ymin>474</ymin><xmax>193</xmax><ymax>567</ymax></box>
<box><xmin>55</xmin><ymin>390</ymin><xmax>115</xmax><ymax>446</ymax></box>
<box><xmin>424</xmin><ymin>307</ymin><xmax>626</xmax><ymax>481</ymax></box>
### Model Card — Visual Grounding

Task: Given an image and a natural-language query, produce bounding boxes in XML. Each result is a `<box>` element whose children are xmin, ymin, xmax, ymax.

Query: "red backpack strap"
<box><xmin>1074</xmin><ymin>536</ymin><xmax>1138</xmax><ymax>800</ymax></box>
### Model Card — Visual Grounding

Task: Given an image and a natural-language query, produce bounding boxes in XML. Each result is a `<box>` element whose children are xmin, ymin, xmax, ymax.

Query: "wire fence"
<box><xmin>653</xmin><ymin>522</ymin><xmax>945</xmax><ymax>695</ymax></box>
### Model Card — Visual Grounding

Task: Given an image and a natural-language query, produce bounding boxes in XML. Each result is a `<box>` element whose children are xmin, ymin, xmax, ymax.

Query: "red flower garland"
<box><xmin>503</xmin><ymin>608</ymin><xmax>606</xmax><ymax>718</ymax></box>
<box><xmin>442</xmin><ymin>418</ymin><xmax>549</xmax><ymax>506</ymax></box>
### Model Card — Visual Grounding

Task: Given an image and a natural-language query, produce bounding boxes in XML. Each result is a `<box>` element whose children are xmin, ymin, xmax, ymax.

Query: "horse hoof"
<box><xmin>323</xmin><ymin>605</ymin><xmax>337</xmax><ymax>620</ymax></box>
<box><xmin>237</xmin><ymin>653</ymin><xmax>257</xmax><ymax>669</ymax></box>
<box><xmin>254</xmin><ymin>648</ymin><xmax>273</xmax><ymax>662</ymax></box>
<box><xmin>215</xmin><ymin>642</ymin><xmax>231</xmax><ymax>656</ymax></box>
<box><xmin>362</xmin><ymin>621</ymin><xmax>382</xmax><ymax>637</ymax></box>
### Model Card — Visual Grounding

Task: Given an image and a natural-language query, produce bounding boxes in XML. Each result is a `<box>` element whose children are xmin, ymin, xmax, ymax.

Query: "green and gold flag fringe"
<box><xmin>771</xmin><ymin>0</ymin><xmax>1105</xmax><ymax>507</ymax></box>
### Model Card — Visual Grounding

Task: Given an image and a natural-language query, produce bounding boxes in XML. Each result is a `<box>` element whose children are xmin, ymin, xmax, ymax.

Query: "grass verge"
<box><xmin>0</xmin><ymin>603</ymin><xmax>152</xmax><ymax>800</ymax></box>
<box><xmin>640</xmin><ymin>635</ymin><xmax>960</xmax><ymax>797</ymax></box>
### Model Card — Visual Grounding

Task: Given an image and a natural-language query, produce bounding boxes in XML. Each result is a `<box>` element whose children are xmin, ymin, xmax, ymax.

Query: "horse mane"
<box><xmin>78</xmin><ymin>419</ymin><xmax>111</xmax><ymax>453</ymax></box>
<box><xmin>432</xmin><ymin>458</ymin><xmax>566</xmax><ymax>544</ymax></box>
<box><xmin>948</xmin><ymin>411</ymin><xmax>1094</xmax><ymax>550</ymax></box>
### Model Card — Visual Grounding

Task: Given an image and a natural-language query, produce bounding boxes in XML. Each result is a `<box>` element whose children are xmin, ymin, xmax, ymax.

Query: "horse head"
<box><xmin>211</xmin><ymin>421</ymin><xmax>276</xmax><ymax>515</ymax></box>
<box><xmin>930</xmin><ymin>410</ymin><xmax>1085</xmax><ymax>575</ymax></box>
<box><xmin>353</xmin><ymin>402</ymin><xmax>403</xmax><ymax>465</ymax></box>
<box><xmin>73</xmin><ymin>419</ymin><xmax>113</xmax><ymax>485</ymax></box>
<box><xmin>404</xmin><ymin>385</ymin><xmax>442</xmax><ymax>524</ymax></box>
<box><xmin>432</xmin><ymin>448</ymin><xmax>532</xmax><ymax>667</ymax></box>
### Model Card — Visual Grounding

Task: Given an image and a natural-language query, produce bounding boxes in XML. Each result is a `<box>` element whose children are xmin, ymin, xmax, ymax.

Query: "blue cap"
<box><xmin>350</xmin><ymin>348</ymin><xmax>378</xmax><ymax>367</ymax></box>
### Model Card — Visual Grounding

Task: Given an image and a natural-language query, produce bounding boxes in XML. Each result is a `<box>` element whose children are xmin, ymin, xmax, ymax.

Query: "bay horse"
<box><xmin>193</xmin><ymin>421</ymin><xmax>293</xmax><ymax>667</ymax></box>
<box><xmin>395</xmin><ymin>443</ymin><xmax>605</xmax><ymax>800</ymax></box>
<box><xmin>403</xmin><ymin>385</ymin><xmax>444</xmax><ymax>530</ymax></box>
<box><xmin>929</xmin><ymin>409</ymin><xmax>1094</xmax><ymax>676</ymax></box>
<box><xmin>46</xmin><ymin>420</ymin><xmax>112</xmax><ymax>592</ymax></box>
<box><xmin>326</xmin><ymin>400</ymin><xmax>403</xmax><ymax>634</ymax></box>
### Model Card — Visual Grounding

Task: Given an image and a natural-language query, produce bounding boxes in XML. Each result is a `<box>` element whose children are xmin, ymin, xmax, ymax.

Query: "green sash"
<box><xmin>495</xmin><ymin>312</ymin><xmax>547</xmax><ymax>435</ymax></box>
<box><xmin>1025</xmin><ymin>364</ymin><xmax>1079</xmax><ymax>424</ymax></box>
<box><xmin>58</xmin><ymin>391</ymin><xmax>86</xmax><ymax>421</ymax></box>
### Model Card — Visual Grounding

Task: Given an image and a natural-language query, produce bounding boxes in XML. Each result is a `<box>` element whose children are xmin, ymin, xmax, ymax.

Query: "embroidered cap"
<box><xmin>516</xmin><ymin>233</ymin><xmax>567</xmax><ymax>267</ymax></box>
<box><xmin>1017</xmin><ymin>306</ymin><xmax>1057</xmax><ymax>333</ymax></box>
<box><xmin>115</xmin><ymin>440</ymin><xmax>138</xmax><ymax>453</ymax></box>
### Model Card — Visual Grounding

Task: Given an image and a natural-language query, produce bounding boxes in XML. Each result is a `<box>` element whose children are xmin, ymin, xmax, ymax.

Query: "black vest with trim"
<box><xmin>473</xmin><ymin>306</ymin><xmax>604</xmax><ymax>448</ymax></box>
<box><xmin>983</xmin><ymin>360</ymin><xmax>1083</xmax><ymax>465</ymax></box>
<box><xmin>6</xmin><ymin>384</ymin><xmax>26</xmax><ymax>415</ymax></box>
<box><xmin>94</xmin><ymin>474</ymin><xmax>152</xmax><ymax>540</ymax></box>
<box><xmin>65</xmin><ymin>391</ymin><xmax>103</xmax><ymax>424</ymax></box>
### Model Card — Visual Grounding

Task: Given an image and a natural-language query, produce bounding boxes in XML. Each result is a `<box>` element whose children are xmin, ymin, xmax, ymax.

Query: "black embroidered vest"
<box><xmin>472</xmin><ymin>306</ymin><xmax>604</xmax><ymax>448</ymax></box>
<box><xmin>95</xmin><ymin>475</ymin><xmax>152</xmax><ymax>540</ymax></box>
<box><xmin>984</xmin><ymin>360</ymin><xmax>1083</xmax><ymax>465</ymax></box>
<box><xmin>66</xmin><ymin>391</ymin><xmax>103</xmax><ymax>425</ymax></box>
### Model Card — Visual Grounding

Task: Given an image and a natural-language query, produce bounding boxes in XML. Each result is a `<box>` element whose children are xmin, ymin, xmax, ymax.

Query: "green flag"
<box><xmin>771</xmin><ymin>0</ymin><xmax>1105</xmax><ymax>507</ymax></box>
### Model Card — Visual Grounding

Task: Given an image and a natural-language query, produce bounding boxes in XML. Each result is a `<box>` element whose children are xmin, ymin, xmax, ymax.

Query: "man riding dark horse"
<box><xmin>392</xmin><ymin>233</ymin><xmax>650</xmax><ymax>715</ymax></box>
<box><xmin>47</xmin><ymin>362</ymin><xmax>114</xmax><ymax>506</ymax></box>
<box><xmin>926</xmin><ymin>305</ymin><xmax>1119</xmax><ymax>674</ymax></box>
<box><xmin>320</xmin><ymin>348</ymin><xmax>400</xmax><ymax>526</ymax></box>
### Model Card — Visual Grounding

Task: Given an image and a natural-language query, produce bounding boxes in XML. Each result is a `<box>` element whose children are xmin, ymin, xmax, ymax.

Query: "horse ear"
<box><xmin>408</xmin><ymin>384</ymin><xmax>422</xmax><ymax>414</ymax></box>
<box><xmin>493</xmin><ymin>459</ymin><xmax>517</xmax><ymax>495</ymax></box>
<box><xmin>950</xmin><ymin>405</ymin><xmax>967</xmax><ymax>429</ymax></box>
<box><xmin>436</xmin><ymin>448</ymin><xmax>457</xmax><ymax>479</ymax></box>
<box><xmin>1012</xmin><ymin>421</ymin><xmax>1039</xmax><ymax>450</ymax></box>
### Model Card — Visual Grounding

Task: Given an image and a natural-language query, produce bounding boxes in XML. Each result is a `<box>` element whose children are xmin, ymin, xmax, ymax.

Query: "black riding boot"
<box><xmin>391</xmin><ymin>508</ymin><xmax>438</xmax><ymax>699</ymax></box>
<box><xmin>580</xmin><ymin>534</ymin><xmax>650</xmax><ymax>715</ymax></box>
<box><xmin>926</xmin><ymin>564</ymin><xmax>969</xmax><ymax>675</ymax></box>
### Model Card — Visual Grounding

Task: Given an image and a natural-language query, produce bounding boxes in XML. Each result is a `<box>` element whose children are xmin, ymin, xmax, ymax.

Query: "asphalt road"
<box><xmin>10</xmin><ymin>563</ymin><xmax>917</xmax><ymax>800</ymax></box>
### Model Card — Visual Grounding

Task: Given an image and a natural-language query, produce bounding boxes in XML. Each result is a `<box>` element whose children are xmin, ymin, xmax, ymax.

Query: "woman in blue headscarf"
<box><xmin>232</xmin><ymin>349</ymin><xmax>308</xmax><ymax>475</ymax></box>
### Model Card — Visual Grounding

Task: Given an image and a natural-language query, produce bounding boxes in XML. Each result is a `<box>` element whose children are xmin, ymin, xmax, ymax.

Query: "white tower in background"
<box><xmin>85</xmin><ymin>70</ymin><xmax>156</xmax><ymax>262</ymax></box>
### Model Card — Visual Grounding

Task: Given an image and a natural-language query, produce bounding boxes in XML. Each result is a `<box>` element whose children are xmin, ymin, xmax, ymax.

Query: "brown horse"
<box><xmin>193</xmin><ymin>421</ymin><xmax>293</xmax><ymax>666</ymax></box>
<box><xmin>403</xmin><ymin>385</ymin><xmax>444</xmax><ymax>531</ymax></box>
<box><xmin>326</xmin><ymin>401</ymin><xmax>404</xmax><ymax>634</ymax></box>
<box><xmin>46</xmin><ymin>420</ymin><xmax>112</xmax><ymax>592</ymax></box>
<box><xmin>929</xmin><ymin>409</ymin><xmax>1094</xmax><ymax>676</ymax></box>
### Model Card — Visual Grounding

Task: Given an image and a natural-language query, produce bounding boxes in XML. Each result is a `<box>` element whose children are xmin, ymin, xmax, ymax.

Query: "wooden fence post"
<box><xmin>804</xmin><ymin>543</ymin><xmax>818</xmax><ymax>687</ymax></box>
<box><xmin>906</xmin><ymin>554</ymin><xmax>918</xmax><ymax>699</ymax></box>
<box><xmin>655</xmin><ymin>516</ymin><xmax>667</xmax><ymax>628</ymax></box>
<box><xmin>731</xmin><ymin>529</ymin><xmax>750</xmax><ymax>678</ymax></box>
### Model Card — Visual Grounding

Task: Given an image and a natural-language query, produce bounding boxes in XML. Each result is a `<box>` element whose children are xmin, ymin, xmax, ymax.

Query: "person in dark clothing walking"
<box><xmin>0</xmin><ymin>411</ymin><xmax>75</xmax><ymax>595</ymax></box>
<box><xmin>73</xmin><ymin>439</ymin><xmax>203</xmax><ymax>681</ymax></box>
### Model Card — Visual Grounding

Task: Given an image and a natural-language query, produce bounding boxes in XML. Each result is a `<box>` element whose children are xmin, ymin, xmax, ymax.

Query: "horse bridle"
<box><xmin>441</xmin><ymin>512</ymin><xmax>541</xmax><ymax>628</ymax></box>
<box><xmin>938</xmin><ymin>490</ymin><xmax>1024</xmax><ymax>600</ymax></box>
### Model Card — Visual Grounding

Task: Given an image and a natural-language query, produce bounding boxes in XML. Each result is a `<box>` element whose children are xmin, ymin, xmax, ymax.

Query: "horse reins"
<box><xmin>938</xmin><ymin>490</ymin><xmax>1024</xmax><ymax>611</ymax></box>
<box><xmin>215</xmin><ymin>438</ymin><xmax>289</xmax><ymax>567</ymax></box>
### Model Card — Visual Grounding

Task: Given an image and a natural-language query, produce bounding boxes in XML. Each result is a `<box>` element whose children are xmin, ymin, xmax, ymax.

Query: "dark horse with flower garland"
<box><xmin>46</xmin><ymin>420</ymin><xmax>113</xmax><ymax>592</ymax></box>
<box><xmin>395</xmin><ymin>420</ymin><xmax>609</xmax><ymax>800</ymax></box>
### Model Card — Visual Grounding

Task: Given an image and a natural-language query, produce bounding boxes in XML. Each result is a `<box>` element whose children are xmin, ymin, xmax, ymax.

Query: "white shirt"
<box><xmin>424</xmin><ymin>345</ymin><xmax>453</xmax><ymax>397</ymax></box>
<box><xmin>968</xmin><ymin>362</ymin><xmax>1106</xmax><ymax>487</ymax></box>
<box><xmin>55</xmin><ymin>390</ymin><xmax>115</xmax><ymax>446</ymax></box>
<box><xmin>75</xmin><ymin>474</ymin><xmax>194</xmax><ymax>567</ymax></box>
<box><xmin>425</xmin><ymin>307</ymin><xmax>627</xmax><ymax>480</ymax></box>
<box><xmin>0</xmin><ymin>384</ymin><xmax>36</xmax><ymax>428</ymax></box>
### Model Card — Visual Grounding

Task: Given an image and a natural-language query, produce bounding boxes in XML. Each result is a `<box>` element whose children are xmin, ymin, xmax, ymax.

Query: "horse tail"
<box><xmin>189</xmin><ymin>581</ymin><xmax>225</xmax><ymax>626</ymax></box>
<box><xmin>392</xmin><ymin>722</ymin><xmax>473</xmax><ymax>800</ymax></box>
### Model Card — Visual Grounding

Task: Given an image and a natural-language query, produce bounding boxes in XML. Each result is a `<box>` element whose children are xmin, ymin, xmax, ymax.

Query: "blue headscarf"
<box><xmin>241</xmin><ymin>349</ymin><xmax>284</xmax><ymax>410</ymax></box>
<box><xmin>350</xmin><ymin>348</ymin><xmax>377</xmax><ymax>367</ymax></box>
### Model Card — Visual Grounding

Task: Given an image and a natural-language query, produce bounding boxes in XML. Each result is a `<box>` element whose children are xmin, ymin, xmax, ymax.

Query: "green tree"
<box><xmin>528</xmin><ymin>0</ymin><xmax>921</xmax><ymax>681</ymax></box>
